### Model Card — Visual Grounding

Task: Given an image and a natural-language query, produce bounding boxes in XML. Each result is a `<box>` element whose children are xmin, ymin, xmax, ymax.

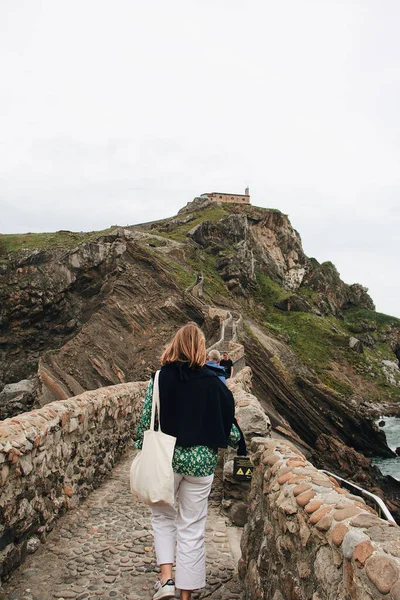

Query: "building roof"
<box><xmin>202</xmin><ymin>192</ymin><xmax>249</xmax><ymax>197</ymax></box>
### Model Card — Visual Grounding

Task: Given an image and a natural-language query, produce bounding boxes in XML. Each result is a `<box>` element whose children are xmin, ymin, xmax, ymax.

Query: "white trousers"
<box><xmin>151</xmin><ymin>472</ymin><xmax>214</xmax><ymax>591</ymax></box>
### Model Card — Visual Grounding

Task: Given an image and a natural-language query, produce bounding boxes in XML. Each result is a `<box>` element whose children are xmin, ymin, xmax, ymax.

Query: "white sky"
<box><xmin>0</xmin><ymin>1</ymin><xmax>399</xmax><ymax>317</ymax></box>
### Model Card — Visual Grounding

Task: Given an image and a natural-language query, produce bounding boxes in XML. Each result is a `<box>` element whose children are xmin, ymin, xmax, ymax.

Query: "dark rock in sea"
<box><xmin>379</xmin><ymin>420</ymin><xmax>386</xmax><ymax>427</ymax></box>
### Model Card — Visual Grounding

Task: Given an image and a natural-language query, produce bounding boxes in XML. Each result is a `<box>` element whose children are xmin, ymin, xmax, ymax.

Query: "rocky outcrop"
<box><xmin>0</xmin><ymin>230</ymin><xmax>216</xmax><ymax>407</ymax></box>
<box><xmin>178</xmin><ymin>196</ymin><xmax>217</xmax><ymax>214</ymax></box>
<box><xmin>1</xmin><ymin>197</ymin><xmax>399</xmax><ymax>519</ymax></box>
<box><xmin>0</xmin><ymin>201</ymin><xmax>387</xmax><ymax>411</ymax></box>
<box><xmin>0</xmin><ymin>230</ymin><xmax>128</xmax><ymax>385</ymax></box>
<box><xmin>188</xmin><ymin>215</ymin><xmax>256</xmax><ymax>294</ymax></box>
<box><xmin>302</xmin><ymin>259</ymin><xmax>375</xmax><ymax>316</ymax></box>
<box><xmin>0</xmin><ymin>379</ymin><xmax>38</xmax><ymax>420</ymax></box>
<box><xmin>185</xmin><ymin>204</ymin><xmax>375</xmax><ymax>318</ymax></box>
<box><xmin>0</xmin><ymin>381</ymin><xmax>147</xmax><ymax>581</ymax></box>
<box><xmin>240</xmin><ymin>438</ymin><xmax>400</xmax><ymax>600</ymax></box>
<box><xmin>381</xmin><ymin>360</ymin><xmax>400</xmax><ymax>387</ymax></box>
<box><xmin>246</xmin><ymin>209</ymin><xmax>307</xmax><ymax>291</ymax></box>
<box><xmin>274</xmin><ymin>294</ymin><xmax>313</xmax><ymax>313</ymax></box>
<box><xmin>241</xmin><ymin>322</ymin><xmax>400</xmax><ymax>520</ymax></box>
<box><xmin>349</xmin><ymin>337</ymin><xmax>364</xmax><ymax>353</ymax></box>
<box><xmin>187</xmin><ymin>209</ymin><xmax>306</xmax><ymax>293</ymax></box>
<box><xmin>242</xmin><ymin>324</ymin><xmax>390</xmax><ymax>455</ymax></box>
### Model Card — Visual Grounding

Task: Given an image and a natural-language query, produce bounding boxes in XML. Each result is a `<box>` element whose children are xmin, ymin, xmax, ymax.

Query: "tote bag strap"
<box><xmin>149</xmin><ymin>370</ymin><xmax>161</xmax><ymax>432</ymax></box>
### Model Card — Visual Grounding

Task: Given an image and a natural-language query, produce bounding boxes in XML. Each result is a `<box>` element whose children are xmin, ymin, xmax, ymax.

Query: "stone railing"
<box><xmin>0</xmin><ymin>381</ymin><xmax>146</xmax><ymax>581</ymax></box>
<box><xmin>207</xmin><ymin>311</ymin><xmax>245</xmax><ymax>368</ymax></box>
<box><xmin>206</xmin><ymin>311</ymin><xmax>233</xmax><ymax>353</ymax></box>
<box><xmin>240</xmin><ymin>437</ymin><xmax>400</xmax><ymax>600</ymax></box>
<box><xmin>226</xmin><ymin>341</ymin><xmax>246</xmax><ymax>365</ymax></box>
<box><xmin>185</xmin><ymin>274</ymin><xmax>245</xmax><ymax>369</ymax></box>
<box><xmin>223</xmin><ymin>368</ymin><xmax>271</xmax><ymax>526</ymax></box>
<box><xmin>232</xmin><ymin>313</ymin><xmax>243</xmax><ymax>343</ymax></box>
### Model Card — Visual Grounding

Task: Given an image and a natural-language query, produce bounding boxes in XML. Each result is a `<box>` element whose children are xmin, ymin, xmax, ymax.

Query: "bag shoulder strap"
<box><xmin>150</xmin><ymin>370</ymin><xmax>161</xmax><ymax>432</ymax></box>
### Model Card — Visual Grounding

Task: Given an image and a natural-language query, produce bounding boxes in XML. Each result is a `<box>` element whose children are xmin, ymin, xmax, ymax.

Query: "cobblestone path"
<box><xmin>0</xmin><ymin>451</ymin><xmax>244</xmax><ymax>600</ymax></box>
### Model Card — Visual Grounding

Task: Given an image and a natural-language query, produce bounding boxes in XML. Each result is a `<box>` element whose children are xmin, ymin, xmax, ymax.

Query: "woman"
<box><xmin>134</xmin><ymin>322</ymin><xmax>245</xmax><ymax>600</ymax></box>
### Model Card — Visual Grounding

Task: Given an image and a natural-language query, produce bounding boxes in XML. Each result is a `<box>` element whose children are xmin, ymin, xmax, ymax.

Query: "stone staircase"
<box><xmin>184</xmin><ymin>273</ymin><xmax>246</xmax><ymax>371</ymax></box>
<box><xmin>206</xmin><ymin>310</ymin><xmax>245</xmax><ymax>369</ymax></box>
<box><xmin>221</xmin><ymin>319</ymin><xmax>234</xmax><ymax>350</ymax></box>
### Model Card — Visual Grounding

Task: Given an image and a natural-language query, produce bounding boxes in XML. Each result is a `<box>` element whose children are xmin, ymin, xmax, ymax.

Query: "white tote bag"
<box><xmin>130</xmin><ymin>371</ymin><xmax>177</xmax><ymax>506</ymax></box>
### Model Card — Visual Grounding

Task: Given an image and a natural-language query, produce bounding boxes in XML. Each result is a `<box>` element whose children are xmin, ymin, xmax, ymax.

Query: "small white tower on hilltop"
<box><xmin>245</xmin><ymin>186</ymin><xmax>250</xmax><ymax>196</ymax></box>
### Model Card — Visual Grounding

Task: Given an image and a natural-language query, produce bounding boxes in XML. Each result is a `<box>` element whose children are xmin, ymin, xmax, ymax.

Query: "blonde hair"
<box><xmin>161</xmin><ymin>322</ymin><xmax>207</xmax><ymax>369</ymax></box>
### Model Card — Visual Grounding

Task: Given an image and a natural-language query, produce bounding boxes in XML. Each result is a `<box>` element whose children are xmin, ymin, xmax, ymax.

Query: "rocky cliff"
<box><xmin>1</xmin><ymin>197</ymin><xmax>400</xmax><ymax>515</ymax></box>
<box><xmin>0</xmin><ymin>227</ymin><xmax>219</xmax><ymax>412</ymax></box>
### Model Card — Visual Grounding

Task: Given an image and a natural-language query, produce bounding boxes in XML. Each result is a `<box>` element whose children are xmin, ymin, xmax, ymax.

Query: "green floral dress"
<box><xmin>134</xmin><ymin>378</ymin><xmax>241</xmax><ymax>477</ymax></box>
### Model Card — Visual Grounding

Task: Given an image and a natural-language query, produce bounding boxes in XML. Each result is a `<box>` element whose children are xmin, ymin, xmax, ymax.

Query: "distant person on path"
<box><xmin>205</xmin><ymin>349</ymin><xmax>227</xmax><ymax>383</ymax></box>
<box><xmin>220</xmin><ymin>352</ymin><xmax>233</xmax><ymax>379</ymax></box>
<box><xmin>134</xmin><ymin>322</ymin><xmax>246</xmax><ymax>600</ymax></box>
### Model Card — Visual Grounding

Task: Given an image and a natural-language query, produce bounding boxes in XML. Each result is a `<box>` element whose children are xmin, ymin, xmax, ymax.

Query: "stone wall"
<box><xmin>0</xmin><ymin>381</ymin><xmax>146</xmax><ymax>581</ymax></box>
<box><xmin>206</xmin><ymin>311</ymin><xmax>245</xmax><ymax>367</ymax></box>
<box><xmin>227</xmin><ymin>341</ymin><xmax>246</xmax><ymax>365</ymax></box>
<box><xmin>223</xmin><ymin>368</ymin><xmax>271</xmax><ymax>526</ymax></box>
<box><xmin>204</xmin><ymin>193</ymin><xmax>250</xmax><ymax>205</ymax></box>
<box><xmin>240</xmin><ymin>437</ymin><xmax>400</xmax><ymax>600</ymax></box>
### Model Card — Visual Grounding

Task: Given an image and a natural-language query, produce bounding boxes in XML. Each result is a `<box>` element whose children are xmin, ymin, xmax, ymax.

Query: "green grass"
<box><xmin>343</xmin><ymin>307</ymin><xmax>400</xmax><ymax>331</ymax></box>
<box><xmin>266</xmin><ymin>312</ymin><xmax>341</xmax><ymax>368</ymax></box>
<box><xmin>198</xmin><ymin>254</ymin><xmax>232</xmax><ymax>301</ymax></box>
<box><xmin>261</xmin><ymin>308</ymin><xmax>400</xmax><ymax>400</ymax></box>
<box><xmin>0</xmin><ymin>227</ymin><xmax>117</xmax><ymax>258</ymax></box>
<box><xmin>255</xmin><ymin>272</ymin><xmax>291</xmax><ymax>307</ymax></box>
<box><xmin>141</xmin><ymin>240</ymin><xmax>231</xmax><ymax>302</ymax></box>
<box><xmin>320</xmin><ymin>373</ymin><xmax>354</xmax><ymax>397</ymax></box>
<box><xmin>223</xmin><ymin>203</ymin><xmax>283</xmax><ymax>217</ymax></box>
<box><xmin>146</xmin><ymin>204</ymin><xmax>235</xmax><ymax>301</ymax></box>
<box><xmin>298</xmin><ymin>285</ymin><xmax>318</xmax><ymax>302</ymax></box>
<box><xmin>252</xmin><ymin>270</ymin><xmax>339</xmax><ymax>368</ymax></box>
<box><xmin>251</xmin><ymin>269</ymin><xmax>400</xmax><ymax>399</ymax></box>
<box><xmin>180</xmin><ymin>248</ymin><xmax>232</xmax><ymax>300</ymax></box>
<box><xmin>167</xmin><ymin>261</ymin><xmax>194</xmax><ymax>289</ymax></box>
<box><xmin>145</xmin><ymin>237</ymin><xmax>167</xmax><ymax>248</ymax></box>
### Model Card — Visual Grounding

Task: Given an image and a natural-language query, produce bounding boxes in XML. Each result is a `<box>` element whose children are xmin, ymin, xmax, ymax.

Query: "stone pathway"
<box><xmin>0</xmin><ymin>451</ymin><xmax>244</xmax><ymax>600</ymax></box>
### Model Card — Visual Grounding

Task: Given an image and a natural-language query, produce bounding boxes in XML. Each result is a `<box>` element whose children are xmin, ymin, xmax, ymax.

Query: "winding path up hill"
<box><xmin>1</xmin><ymin>198</ymin><xmax>400</xmax><ymax>522</ymax></box>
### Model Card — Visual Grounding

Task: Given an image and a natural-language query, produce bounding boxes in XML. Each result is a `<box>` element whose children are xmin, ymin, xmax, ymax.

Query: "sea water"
<box><xmin>372</xmin><ymin>416</ymin><xmax>400</xmax><ymax>481</ymax></box>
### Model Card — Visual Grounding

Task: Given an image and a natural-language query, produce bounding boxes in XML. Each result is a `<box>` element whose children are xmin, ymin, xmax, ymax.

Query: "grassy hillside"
<box><xmin>144</xmin><ymin>206</ymin><xmax>400</xmax><ymax>405</ymax></box>
<box><xmin>150</xmin><ymin>206</ymin><xmax>229</xmax><ymax>242</ymax></box>
<box><xmin>252</xmin><ymin>272</ymin><xmax>400</xmax><ymax>402</ymax></box>
<box><xmin>0</xmin><ymin>227</ymin><xmax>117</xmax><ymax>258</ymax></box>
<box><xmin>2</xmin><ymin>202</ymin><xmax>399</xmax><ymax>406</ymax></box>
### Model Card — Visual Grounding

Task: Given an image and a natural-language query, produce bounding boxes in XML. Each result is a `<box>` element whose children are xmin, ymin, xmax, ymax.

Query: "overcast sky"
<box><xmin>1</xmin><ymin>1</ymin><xmax>399</xmax><ymax>318</ymax></box>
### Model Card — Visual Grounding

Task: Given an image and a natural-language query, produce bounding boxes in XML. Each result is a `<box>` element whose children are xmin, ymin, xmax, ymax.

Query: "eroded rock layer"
<box><xmin>1</xmin><ymin>197</ymin><xmax>399</xmax><ymax>519</ymax></box>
